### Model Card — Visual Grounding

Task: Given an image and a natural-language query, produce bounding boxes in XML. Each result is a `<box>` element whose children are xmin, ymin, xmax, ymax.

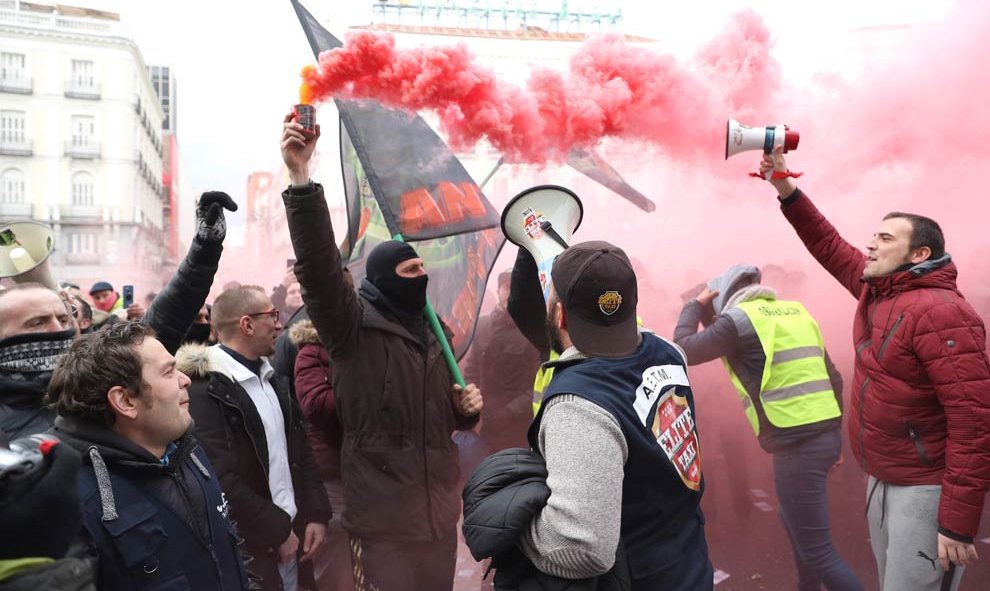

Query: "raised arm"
<box><xmin>761</xmin><ymin>148</ymin><xmax>866</xmax><ymax>298</ymax></box>
<box><xmin>279</xmin><ymin>112</ymin><xmax>362</xmax><ymax>359</ymax></box>
<box><xmin>144</xmin><ymin>192</ymin><xmax>236</xmax><ymax>354</ymax></box>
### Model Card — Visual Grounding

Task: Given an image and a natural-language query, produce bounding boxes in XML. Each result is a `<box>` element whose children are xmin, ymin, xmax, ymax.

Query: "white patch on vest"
<box><xmin>633</xmin><ymin>364</ymin><xmax>691</xmax><ymax>426</ymax></box>
<box><xmin>633</xmin><ymin>365</ymin><xmax>702</xmax><ymax>491</ymax></box>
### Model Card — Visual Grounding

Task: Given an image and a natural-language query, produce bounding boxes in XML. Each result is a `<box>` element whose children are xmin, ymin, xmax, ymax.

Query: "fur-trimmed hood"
<box><xmin>175</xmin><ymin>343</ymin><xmax>223</xmax><ymax>380</ymax></box>
<box><xmin>289</xmin><ymin>320</ymin><xmax>321</xmax><ymax>347</ymax></box>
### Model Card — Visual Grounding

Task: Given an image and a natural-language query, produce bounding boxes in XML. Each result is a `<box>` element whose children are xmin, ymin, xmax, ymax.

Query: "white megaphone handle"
<box><xmin>761</xmin><ymin>124</ymin><xmax>787</xmax><ymax>180</ymax></box>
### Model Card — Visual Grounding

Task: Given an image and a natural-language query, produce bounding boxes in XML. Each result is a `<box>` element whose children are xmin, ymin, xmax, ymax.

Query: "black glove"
<box><xmin>196</xmin><ymin>191</ymin><xmax>238</xmax><ymax>243</ymax></box>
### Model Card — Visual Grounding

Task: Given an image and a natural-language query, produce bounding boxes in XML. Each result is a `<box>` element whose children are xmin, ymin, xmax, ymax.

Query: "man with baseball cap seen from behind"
<box><xmin>520</xmin><ymin>241</ymin><xmax>714</xmax><ymax>591</ymax></box>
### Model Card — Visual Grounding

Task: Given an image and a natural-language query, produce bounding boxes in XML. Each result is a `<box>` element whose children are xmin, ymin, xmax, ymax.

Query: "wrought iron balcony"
<box><xmin>0</xmin><ymin>138</ymin><xmax>32</xmax><ymax>156</ymax></box>
<box><xmin>0</xmin><ymin>74</ymin><xmax>32</xmax><ymax>94</ymax></box>
<box><xmin>64</xmin><ymin>141</ymin><xmax>100</xmax><ymax>159</ymax></box>
<box><xmin>64</xmin><ymin>80</ymin><xmax>101</xmax><ymax>99</ymax></box>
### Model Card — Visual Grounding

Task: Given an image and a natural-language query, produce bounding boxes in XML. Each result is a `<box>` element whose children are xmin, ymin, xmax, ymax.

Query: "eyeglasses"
<box><xmin>245</xmin><ymin>309</ymin><xmax>279</xmax><ymax>322</ymax></box>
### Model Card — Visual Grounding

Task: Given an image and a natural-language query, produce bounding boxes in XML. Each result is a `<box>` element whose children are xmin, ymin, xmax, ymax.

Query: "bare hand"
<box><xmin>126</xmin><ymin>304</ymin><xmax>146</xmax><ymax>320</ymax></box>
<box><xmin>937</xmin><ymin>533</ymin><xmax>979</xmax><ymax>571</ymax></box>
<box><xmin>278</xmin><ymin>530</ymin><xmax>300</xmax><ymax>563</ymax></box>
<box><xmin>760</xmin><ymin>145</ymin><xmax>797</xmax><ymax>198</ymax></box>
<box><xmin>281</xmin><ymin>267</ymin><xmax>296</xmax><ymax>289</ymax></box>
<box><xmin>281</xmin><ymin>111</ymin><xmax>321</xmax><ymax>185</ymax></box>
<box><xmin>695</xmin><ymin>288</ymin><xmax>719</xmax><ymax>307</ymax></box>
<box><xmin>299</xmin><ymin>522</ymin><xmax>327</xmax><ymax>563</ymax></box>
<box><xmin>453</xmin><ymin>383</ymin><xmax>484</xmax><ymax>417</ymax></box>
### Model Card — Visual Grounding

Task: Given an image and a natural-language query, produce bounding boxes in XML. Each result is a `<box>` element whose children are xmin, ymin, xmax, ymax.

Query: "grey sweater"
<box><xmin>519</xmin><ymin>393</ymin><xmax>628</xmax><ymax>579</ymax></box>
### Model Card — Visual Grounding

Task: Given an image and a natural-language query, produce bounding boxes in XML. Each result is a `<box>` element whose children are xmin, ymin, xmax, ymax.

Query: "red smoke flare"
<box><xmin>298</xmin><ymin>11</ymin><xmax>777</xmax><ymax>164</ymax></box>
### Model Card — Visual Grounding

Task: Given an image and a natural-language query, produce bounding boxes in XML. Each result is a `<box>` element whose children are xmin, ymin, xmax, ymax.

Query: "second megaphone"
<box><xmin>500</xmin><ymin>185</ymin><xmax>583</xmax><ymax>302</ymax></box>
<box><xmin>725</xmin><ymin>118</ymin><xmax>800</xmax><ymax>160</ymax></box>
<box><xmin>0</xmin><ymin>220</ymin><xmax>57</xmax><ymax>290</ymax></box>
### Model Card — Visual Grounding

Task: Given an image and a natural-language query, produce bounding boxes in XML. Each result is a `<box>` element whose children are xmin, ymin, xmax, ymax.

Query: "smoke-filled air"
<box><xmin>299</xmin><ymin>11</ymin><xmax>778</xmax><ymax>163</ymax></box>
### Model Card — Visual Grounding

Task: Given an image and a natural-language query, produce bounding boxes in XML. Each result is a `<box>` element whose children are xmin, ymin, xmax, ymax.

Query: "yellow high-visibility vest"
<box><xmin>723</xmin><ymin>299</ymin><xmax>840</xmax><ymax>436</ymax></box>
<box><xmin>532</xmin><ymin>349</ymin><xmax>558</xmax><ymax>416</ymax></box>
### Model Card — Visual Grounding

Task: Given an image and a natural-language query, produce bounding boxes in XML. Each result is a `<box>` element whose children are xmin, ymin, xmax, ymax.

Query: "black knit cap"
<box><xmin>551</xmin><ymin>240</ymin><xmax>639</xmax><ymax>357</ymax></box>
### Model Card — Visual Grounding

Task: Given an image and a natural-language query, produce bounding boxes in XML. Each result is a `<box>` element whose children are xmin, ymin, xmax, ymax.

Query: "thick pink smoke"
<box><xmin>299</xmin><ymin>11</ymin><xmax>777</xmax><ymax>164</ymax></box>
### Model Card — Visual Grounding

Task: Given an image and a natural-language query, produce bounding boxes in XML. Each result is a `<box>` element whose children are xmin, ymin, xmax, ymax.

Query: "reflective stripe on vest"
<box><xmin>722</xmin><ymin>298</ymin><xmax>841</xmax><ymax>436</ymax></box>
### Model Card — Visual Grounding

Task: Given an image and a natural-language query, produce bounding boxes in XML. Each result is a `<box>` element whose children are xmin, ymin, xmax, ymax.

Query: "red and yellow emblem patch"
<box><xmin>597</xmin><ymin>290</ymin><xmax>623</xmax><ymax>316</ymax></box>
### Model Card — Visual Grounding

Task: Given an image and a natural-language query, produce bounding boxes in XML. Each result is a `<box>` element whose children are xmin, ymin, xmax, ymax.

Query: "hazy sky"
<box><xmin>90</xmin><ymin>0</ymin><xmax>952</xmax><ymax>240</ymax></box>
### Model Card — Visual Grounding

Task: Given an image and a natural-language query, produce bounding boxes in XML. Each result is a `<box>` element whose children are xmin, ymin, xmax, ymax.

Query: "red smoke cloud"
<box><xmin>299</xmin><ymin>11</ymin><xmax>776</xmax><ymax>164</ymax></box>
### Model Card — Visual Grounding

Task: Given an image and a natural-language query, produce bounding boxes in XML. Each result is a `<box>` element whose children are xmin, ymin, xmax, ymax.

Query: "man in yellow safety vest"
<box><xmin>674</xmin><ymin>264</ymin><xmax>864</xmax><ymax>591</ymax></box>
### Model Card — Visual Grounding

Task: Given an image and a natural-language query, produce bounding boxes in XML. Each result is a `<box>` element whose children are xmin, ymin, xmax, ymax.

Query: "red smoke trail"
<box><xmin>298</xmin><ymin>11</ymin><xmax>777</xmax><ymax>164</ymax></box>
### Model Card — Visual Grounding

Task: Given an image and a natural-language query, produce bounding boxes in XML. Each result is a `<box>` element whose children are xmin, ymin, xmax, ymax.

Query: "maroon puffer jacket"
<box><xmin>782</xmin><ymin>190</ymin><xmax>990</xmax><ymax>539</ymax></box>
<box><xmin>290</xmin><ymin>320</ymin><xmax>342</xmax><ymax>481</ymax></box>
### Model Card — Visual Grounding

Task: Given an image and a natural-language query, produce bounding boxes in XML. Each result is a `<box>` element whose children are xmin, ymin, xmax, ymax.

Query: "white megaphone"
<box><xmin>725</xmin><ymin>118</ymin><xmax>800</xmax><ymax>179</ymax></box>
<box><xmin>500</xmin><ymin>185</ymin><xmax>583</xmax><ymax>302</ymax></box>
<box><xmin>0</xmin><ymin>220</ymin><xmax>57</xmax><ymax>290</ymax></box>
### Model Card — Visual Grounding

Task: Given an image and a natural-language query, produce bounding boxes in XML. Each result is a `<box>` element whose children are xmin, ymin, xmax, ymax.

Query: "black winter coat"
<box><xmin>282</xmin><ymin>183</ymin><xmax>478</xmax><ymax>541</ymax></box>
<box><xmin>177</xmin><ymin>344</ymin><xmax>331</xmax><ymax>591</ymax></box>
<box><xmin>462</xmin><ymin>448</ymin><xmax>630</xmax><ymax>591</ymax></box>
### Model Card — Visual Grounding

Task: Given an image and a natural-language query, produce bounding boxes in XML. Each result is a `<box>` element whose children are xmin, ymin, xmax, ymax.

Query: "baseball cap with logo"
<box><xmin>551</xmin><ymin>240</ymin><xmax>639</xmax><ymax>357</ymax></box>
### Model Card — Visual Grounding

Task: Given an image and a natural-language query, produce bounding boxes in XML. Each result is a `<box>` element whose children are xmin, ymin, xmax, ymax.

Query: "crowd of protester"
<box><xmin>0</xmin><ymin>116</ymin><xmax>987</xmax><ymax>591</ymax></box>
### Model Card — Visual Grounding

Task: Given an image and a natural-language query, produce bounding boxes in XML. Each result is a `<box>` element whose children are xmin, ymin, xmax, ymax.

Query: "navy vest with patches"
<box><xmin>529</xmin><ymin>333</ymin><xmax>713</xmax><ymax>590</ymax></box>
<box><xmin>77</xmin><ymin>447</ymin><xmax>249</xmax><ymax>591</ymax></box>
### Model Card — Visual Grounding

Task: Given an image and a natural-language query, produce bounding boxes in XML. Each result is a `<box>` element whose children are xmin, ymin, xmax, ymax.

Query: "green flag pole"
<box><xmin>392</xmin><ymin>234</ymin><xmax>465</xmax><ymax>387</ymax></box>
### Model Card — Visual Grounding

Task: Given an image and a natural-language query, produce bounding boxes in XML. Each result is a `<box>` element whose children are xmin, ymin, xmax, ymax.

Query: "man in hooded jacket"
<box><xmin>278</xmin><ymin>113</ymin><xmax>484</xmax><ymax>591</ymax></box>
<box><xmin>759</xmin><ymin>148</ymin><xmax>990</xmax><ymax>591</ymax></box>
<box><xmin>674</xmin><ymin>264</ymin><xmax>862</xmax><ymax>591</ymax></box>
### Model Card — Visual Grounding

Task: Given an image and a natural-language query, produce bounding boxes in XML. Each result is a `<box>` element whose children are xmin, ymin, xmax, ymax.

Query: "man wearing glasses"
<box><xmin>178</xmin><ymin>285</ymin><xmax>331</xmax><ymax>591</ymax></box>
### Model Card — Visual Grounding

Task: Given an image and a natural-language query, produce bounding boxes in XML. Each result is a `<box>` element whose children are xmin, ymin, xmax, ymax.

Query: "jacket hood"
<box><xmin>708</xmin><ymin>264</ymin><xmax>761</xmax><ymax>314</ymax></box>
<box><xmin>867</xmin><ymin>254</ymin><xmax>958</xmax><ymax>296</ymax></box>
<box><xmin>52</xmin><ymin>414</ymin><xmax>194</xmax><ymax>471</ymax></box>
<box><xmin>289</xmin><ymin>320</ymin><xmax>321</xmax><ymax>347</ymax></box>
<box><xmin>175</xmin><ymin>343</ymin><xmax>220</xmax><ymax>380</ymax></box>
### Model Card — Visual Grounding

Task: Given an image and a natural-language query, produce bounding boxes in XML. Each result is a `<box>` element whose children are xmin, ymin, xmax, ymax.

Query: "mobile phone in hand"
<box><xmin>122</xmin><ymin>285</ymin><xmax>134</xmax><ymax>308</ymax></box>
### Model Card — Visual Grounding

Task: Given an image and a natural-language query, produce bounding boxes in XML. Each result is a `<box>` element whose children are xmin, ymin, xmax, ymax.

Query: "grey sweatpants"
<box><xmin>866</xmin><ymin>476</ymin><xmax>965</xmax><ymax>591</ymax></box>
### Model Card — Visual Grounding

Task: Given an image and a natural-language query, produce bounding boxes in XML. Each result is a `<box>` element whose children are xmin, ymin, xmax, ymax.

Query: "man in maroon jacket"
<box><xmin>759</xmin><ymin>148</ymin><xmax>990</xmax><ymax>591</ymax></box>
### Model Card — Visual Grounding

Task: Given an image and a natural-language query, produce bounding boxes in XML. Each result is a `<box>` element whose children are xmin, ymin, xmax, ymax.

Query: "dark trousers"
<box><xmin>351</xmin><ymin>529</ymin><xmax>457</xmax><ymax>591</ymax></box>
<box><xmin>773</xmin><ymin>428</ymin><xmax>865</xmax><ymax>591</ymax></box>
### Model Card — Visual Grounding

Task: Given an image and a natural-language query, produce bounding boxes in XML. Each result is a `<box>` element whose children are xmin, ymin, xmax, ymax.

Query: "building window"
<box><xmin>70</xmin><ymin>115</ymin><xmax>94</xmax><ymax>146</ymax></box>
<box><xmin>68</xmin><ymin>232</ymin><xmax>98</xmax><ymax>254</ymax></box>
<box><xmin>71</xmin><ymin>172</ymin><xmax>94</xmax><ymax>206</ymax></box>
<box><xmin>71</xmin><ymin>59</ymin><xmax>94</xmax><ymax>87</ymax></box>
<box><xmin>0</xmin><ymin>53</ymin><xmax>25</xmax><ymax>78</ymax></box>
<box><xmin>0</xmin><ymin>168</ymin><xmax>25</xmax><ymax>204</ymax></box>
<box><xmin>0</xmin><ymin>111</ymin><xmax>25</xmax><ymax>143</ymax></box>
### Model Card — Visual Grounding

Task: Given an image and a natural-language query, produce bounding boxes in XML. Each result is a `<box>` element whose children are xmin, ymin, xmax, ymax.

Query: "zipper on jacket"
<box><xmin>857</xmin><ymin>377</ymin><xmax>871</xmax><ymax>471</ymax></box>
<box><xmin>422</xmin><ymin>347</ymin><xmax>437</xmax><ymax>540</ymax></box>
<box><xmin>213</xmin><ymin>385</ymin><xmax>272</xmax><ymax>487</ymax></box>
<box><xmin>170</xmin><ymin>470</ymin><xmax>224</xmax><ymax>586</ymax></box>
<box><xmin>876</xmin><ymin>314</ymin><xmax>905</xmax><ymax>360</ymax></box>
<box><xmin>905</xmin><ymin>421</ymin><xmax>934</xmax><ymax>466</ymax></box>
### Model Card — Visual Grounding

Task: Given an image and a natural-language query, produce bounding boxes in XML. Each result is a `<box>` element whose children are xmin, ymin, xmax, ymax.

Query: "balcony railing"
<box><xmin>59</xmin><ymin>204</ymin><xmax>102</xmax><ymax>220</ymax></box>
<box><xmin>65</xmin><ymin>251</ymin><xmax>101</xmax><ymax>265</ymax></box>
<box><xmin>64</xmin><ymin>141</ymin><xmax>100</xmax><ymax>159</ymax></box>
<box><xmin>0</xmin><ymin>202</ymin><xmax>32</xmax><ymax>218</ymax></box>
<box><xmin>0</xmin><ymin>74</ymin><xmax>32</xmax><ymax>94</ymax></box>
<box><xmin>0</xmin><ymin>138</ymin><xmax>32</xmax><ymax>156</ymax></box>
<box><xmin>64</xmin><ymin>80</ymin><xmax>101</xmax><ymax>99</ymax></box>
<box><xmin>0</xmin><ymin>9</ymin><xmax>121</xmax><ymax>37</ymax></box>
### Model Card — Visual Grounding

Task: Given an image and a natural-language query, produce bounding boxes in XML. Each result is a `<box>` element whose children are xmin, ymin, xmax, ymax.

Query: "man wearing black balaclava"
<box><xmin>280</xmin><ymin>111</ymin><xmax>484</xmax><ymax>591</ymax></box>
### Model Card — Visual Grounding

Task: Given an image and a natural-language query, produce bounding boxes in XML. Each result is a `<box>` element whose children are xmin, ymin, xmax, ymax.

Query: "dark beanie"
<box><xmin>0</xmin><ymin>436</ymin><xmax>83</xmax><ymax>559</ymax></box>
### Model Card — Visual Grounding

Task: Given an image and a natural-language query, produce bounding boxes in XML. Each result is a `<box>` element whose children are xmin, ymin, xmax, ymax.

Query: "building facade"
<box><xmin>0</xmin><ymin>1</ymin><xmax>169</xmax><ymax>294</ymax></box>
